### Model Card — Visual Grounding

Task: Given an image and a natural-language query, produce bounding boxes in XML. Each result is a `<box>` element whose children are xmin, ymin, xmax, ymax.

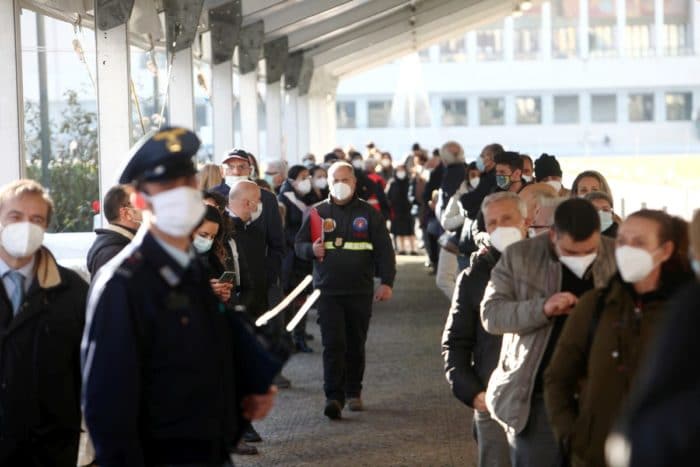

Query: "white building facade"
<box><xmin>335</xmin><ymin>0</ymin><xmax>700</xmax><ymax>160</ymax></box>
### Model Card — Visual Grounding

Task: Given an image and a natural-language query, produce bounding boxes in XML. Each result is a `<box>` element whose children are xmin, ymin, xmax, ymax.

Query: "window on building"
<box><xmin>441</xmin><ymin>99</ymin><xmax>467</xmax><ymax>126</ymax></box>
<box><xmin>336</xmin><ymin>101</ymin><xmax>356</xmax><ymax>128</ymax></box>
<box><xmin>368</xmin><ymin>100</ymin><xmax>392</xmax><ymax>128</ymax></box>
<box><xmin>551</xmin><ymin>0</ymin><xmax>579</xmax><ymax>58</ymax></box>
<box><xmin>591</xmin><ymin>94</ymin><xmax>617</xmax><ymax>122</ymax></box>
<box><xmin>516</xmin><ymin>96</ymin><xmax>542</xmax><ymax>124</ymax></box>
<box><xmin>439</xmin><ymin>37</ymin><xmax>467</xmax><ymax>62</ymax></box>
<box><xmin>479</xmin><ymin>98</ymin><xmax>505</xmax><ymax>125</ymax></box>
<box><xmin>21</xmin><ymin>9</ymin><xmax>100</xmax><ymax>232</ymax></box>
<box><xmin>589</xmin><ymin>0</ymin><xmax>617</xmax><ymax>56</ymax></box>
<box><xmin>418</xmin><ymin>47</ymin><xmax>432</xmax><ymax>63</ymax></box>
<box><xmin>554</xmin><ymin>95</ymin><xmax>580</xmax><ymax>123</ymax></box>
<box><xmin>476</xmin><ymin>23</ymin><xmax>504</xmax><ymax>61</ymax></box>
<box><xmin>514</xmin><ymin>5</ymin><xmax>542</xmax><ymax>60</ymax></box>
<box><xmin>665</xmin><ymin>92</ymin><xmax>692</xmax><ymax>121</ymax></box>
<box><xmin>628</xmin><ymin>93</ymin><xmax>655</xmax><ymax>122</ymax></box>
<box><xmin>664</xmin><ymin>0</ymin><xmax>693</xmax><ymax>56</ymax></box>
<box><xmin>626</xmin><ymin>0</ymin><xmax>655</xmax><ymax>56</ymax></box>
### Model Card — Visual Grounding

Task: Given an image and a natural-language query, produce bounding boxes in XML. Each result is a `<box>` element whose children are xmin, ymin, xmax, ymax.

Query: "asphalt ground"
<box><xmin>236</xmin><ymin>255</ymin><xmax>477</xmax><ymax>467</ymax></box>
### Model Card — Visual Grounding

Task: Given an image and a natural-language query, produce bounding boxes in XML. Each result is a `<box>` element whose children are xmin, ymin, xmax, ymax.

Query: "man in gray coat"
<box><xmin>481</xmin><ymin>198</ymin><xmax>617</xmax><ymax>467</ymax></box>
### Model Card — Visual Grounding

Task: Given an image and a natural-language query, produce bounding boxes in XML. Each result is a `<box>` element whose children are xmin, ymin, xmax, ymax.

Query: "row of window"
<box><xmin>422</xmin><ymin>0</ymin><xmax>693</xmax><ymax>63</ymax></box>
<box><xmin>336</xmin><ymin>92</ymin><xmax>694</xmax><ymax>128</ymax></box>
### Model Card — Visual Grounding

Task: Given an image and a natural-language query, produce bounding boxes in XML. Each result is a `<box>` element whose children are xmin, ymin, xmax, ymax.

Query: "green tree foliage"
<box><xmin>24</xmin><ymin>90</ymin><xmax>99</xmax><ymax>232</ymax></box>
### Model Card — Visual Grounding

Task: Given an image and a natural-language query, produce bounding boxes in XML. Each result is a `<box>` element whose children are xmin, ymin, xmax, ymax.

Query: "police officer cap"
<box><xmin>221</xmin><ymin>148</ymin><xmax>250</xmax><ymax>165</ymax></box>
<box><xmin>119</xmin><ymin>127</ymin><xmax>200</xmax><ymax>184</ymax></box>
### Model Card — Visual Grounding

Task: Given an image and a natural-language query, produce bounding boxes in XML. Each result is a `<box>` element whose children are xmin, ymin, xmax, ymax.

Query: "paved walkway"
<box><xmin>237</xmin><ymin>256</ymin><xmax>477</xmax><ymax>467</ymax></box>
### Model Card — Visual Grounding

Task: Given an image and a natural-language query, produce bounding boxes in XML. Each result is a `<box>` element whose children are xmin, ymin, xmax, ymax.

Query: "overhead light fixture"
<box><xmin>520</xmin><ymin>1</ymin><xmax>533</xmax><ymax>11</ymax></box>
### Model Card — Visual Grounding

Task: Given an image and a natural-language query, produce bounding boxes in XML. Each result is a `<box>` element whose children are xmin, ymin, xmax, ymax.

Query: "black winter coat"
<box><xmin>441</xmin><ymin>247</ymin><xmax>502</xmax><ymax>407</ymax></box>
<box><xmin>86</xmin><ymin>224</ymin><xmax>136</xmax><ymax>276</ymax></box>
<box><xmin>278</xmin><ymin>182</ymin><xmax>313</xmax><ymax>291</ymax></box>
<box><xmin>0</xmin><ymin>248</ymin><xmax>88</xmax><ymax>466</ymax></box>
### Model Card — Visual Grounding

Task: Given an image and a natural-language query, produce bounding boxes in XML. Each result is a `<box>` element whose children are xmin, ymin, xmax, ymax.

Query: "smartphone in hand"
<box><xmin>218</xmin><ymin>271</ymin><xmax>236</xmax><ymax>283</ymax></box>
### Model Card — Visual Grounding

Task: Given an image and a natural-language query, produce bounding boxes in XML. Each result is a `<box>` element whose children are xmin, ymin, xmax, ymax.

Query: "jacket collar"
<box><xmin>101</xmin><ymin>223</ymin><xmax>137</xmax><ymax>240</ymax></box>
<box><xmin>140</xmin><ymin>231</ymin><xmax>197</xmax><ymax>287</ymax></box>
<box><xmin>34</xmin><ymin>247</ymin><xmax>62</xmax><ymax>290</ymax></box>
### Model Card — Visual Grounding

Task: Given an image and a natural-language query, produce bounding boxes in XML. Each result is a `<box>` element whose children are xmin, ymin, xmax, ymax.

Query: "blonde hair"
<box><xmin>0</xmin><ymin>179</ymin><xmax>54</xmax><ymax>226</ymax></box>
<box><xmin>691</xmin><ymin>209</ymin><xmax>700</xmax><ymax>258</ymax></box>
<box><xmin>197</xmin><ymin>164</ymin><xmax>223</xmax><ymax>191</ymax></box>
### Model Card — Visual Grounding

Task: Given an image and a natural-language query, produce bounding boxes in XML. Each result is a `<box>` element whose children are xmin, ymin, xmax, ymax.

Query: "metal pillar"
<box><xmin>654</xmin><ymin>0</ymin><xmax>664</xmax><ymax>56</ymax></box>
<box><xmin>265</xmin><ymin>81</ymin><xmax>282</xmax><ymax>161</ymax></box>
<box><xmin>296</xmin><ymin>94</ymin><xmax>309</xmax><ymax>161</ymax></box>
<box><xmin>0</xmin><ymin>0</ymin><xmax>24</xmax><ymax>186</ymax></box>
<box><xmin>96</xmin><ymin>23</ymin><xmax>132</xmax><ymax>213</ymax></box>
<box><xmin>239</xmin><ymin>72</ymin><xmax>259</xmax><ymax>156</ymax></box>
<box><xmin>541</xmin><ymin>1</ymin><xmax>552</xmax><ymax>60</ymax></box>
<box><xmin>579</xmin><ymin>0</ymin><xmax>589</xmax><ymax>58</ymax></box>
<box><xmin>283</xmin><ymin>88</ymin><xmax>298</xmax><ymax>161</ymax></box>
<box><xmin>212</xmin><ymin>61</ymin><xmax>234</xmax><ymax>161</ymax></box>
<box><xmin>168</xmin><ymin>48</ymin><xmax>195</xmax><ymax>129</ymax></box>
<box><xmin>616</xmin><ymin>0</ymin><xmax>626</xmax><ymax>55</ymax></box>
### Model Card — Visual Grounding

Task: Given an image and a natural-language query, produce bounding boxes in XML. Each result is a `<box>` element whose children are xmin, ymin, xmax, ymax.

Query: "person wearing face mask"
<box><xmin>349</xmin><ymin>151</ymin><xmax>390</xmax><ymax>220</ymax></box>
<box><xmin>82</xmin><ymin>128</ymin><xmax>279</xmax><ymax>466</ymax></box>
<box><xmin>379</xmin><ymin>151</ymin><xmax>394</xmax><ymax>182</ymax></box>
<box><xmin>545</xmin><ymin>210</ymin><xmax>693</xmax><ymax>467</ymax></box>
<box><xmin>605</xmin><ymin>210</ymin><xmax>700</xmax><ymax>467</ymax></box>
<box><xmin>302</xmin><ymin>153</ymin><xmax>316</xmax><ymax>169</ymax></box>
<box><xmin>0</xmin><ymin>179</ymin><xmax>88</xmax><ymax>466</ymax></box>
<box><xmin>443</xmin><ymin>192</ymin><xmax>530</xmax><ymax>467</ymax></box>
<box><xmin>518</xmin><ymin>182</ymin><xmax>559</xmax><ymax>237</ymax></box>
<box><xmin>447</xmin><ymin>161</ymin><xmax>480</xmax><ymax>272</ymax></box>
<box><xmin>570</xmin><ymin>170</ymin><xmax>613</xmax><ymax>199</ymax></box>
<box><xmin>295</xmin><ymin>162</ymin><xmax>396</xmax><ymax>420</ymax></box>
<box><xmin>534</xmin><ymin>153</ymin><xmax>571</xmax><ymax>197</ymax></box>
<box><xmin>278</xmin><ymin>165</ymin><xmax>316</xmax><ymax>353</ymax></box>
<box><xmin>386</xmin><ymin>164</ymin><xmax>416</xmax><ymax>255</ymax></box>
<box><xmin>192</xmin><ymin>205</ymin><xmax>233</xmax><ymax>303</ymax></box>
<box><xmin>584</xmin><ymin>191</ymin><xmax>619</xmax><ymax>238</ymax></box>
<box><xmin>264</xmin><ymin>160</ymin><xmax>288</xmax><ymax>194</ymax></box>
<box><xmin>87</xmin><ymin>184</ymin><xmax>142</xmax><ymax>276</ymax></box>
<box><xmin>481</xmin><ymin>198</ymin><xmax>617</xmax><ymax>467</ymax></box>
<box><xmin>305</xmin><ymin>165</ymin><xmax>329</xmax><ymax>204</ymax></box>
<box><xmin>521</xmin><ymin>154</ymin><xmax>534</xmax><ymax>184</ymax></box>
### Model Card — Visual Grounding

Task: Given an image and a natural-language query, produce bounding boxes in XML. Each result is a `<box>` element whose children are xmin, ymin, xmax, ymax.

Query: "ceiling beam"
<box><xmin>326</xmin><ymin>0</ymin><xmax>512</xmax><ymax>78</ymax></box>
<box><xmin>244</xmin><ymin>0</ymin><xmax>353</xmax><ymax>34</ymax></box>
<box><xmin>287</xmin><ymin>0</ymin><xmax>409</xmax><ymax>50</ymax></box>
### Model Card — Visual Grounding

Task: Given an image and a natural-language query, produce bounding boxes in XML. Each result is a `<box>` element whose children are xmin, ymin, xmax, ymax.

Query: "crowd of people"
<box><xmin>0</xmin><ymin>125</ymin><xmax>697</xmax><ymax>467</ymax></box>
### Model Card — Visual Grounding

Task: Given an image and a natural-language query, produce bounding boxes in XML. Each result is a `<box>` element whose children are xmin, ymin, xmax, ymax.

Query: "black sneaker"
<box><xmin>243</xmin><ymin>425</ymin><xmax>262</xmax><ymax>443</ymax></box>
<box><xmin>232</xmin><ymin>440</ymin><xmax>259</xmax><ymax>455</ymax></box>
<box><xmin>324</xmin><ymin>399</ymin><xmax>343</xmax><ymax>420</ymax></box>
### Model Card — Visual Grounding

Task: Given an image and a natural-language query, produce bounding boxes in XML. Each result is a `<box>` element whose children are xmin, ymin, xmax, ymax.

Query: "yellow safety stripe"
<box><xmin>323</xmin><ymin>241</ymin><xmax>373</xmax><ymax>251</ymax></box>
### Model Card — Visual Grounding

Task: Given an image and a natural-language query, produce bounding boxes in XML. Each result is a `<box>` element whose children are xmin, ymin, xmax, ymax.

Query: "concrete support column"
<box><xmin>654</xmin><ymin>0</ymin><xmax>664</xmax><ymax>56</ymax></box>
<box><xmin>0</xmin><ymin>0</ymin><xmax>24</xmax><ymax>185</ymax></box>
<box><xmin>283</xmin><ymin>88</ymin><xmax>298</xmax><ymax>161</ymax></box>
<box><xmin>212</xmin><ymin>60</ymin><xmax>234</xmax><ymax>160</ymax></box>
<box><xmin>616</xmin><ymin>0</ymin><xmax>626</xmax><ymax>56</ymax></box>
<box><xmin>168</xmin><ymin>48</ymin><xmax>195</xmax><ymax>128</ymax></box>
<box><xmin>580</xmin><ymin>91</ymin><xmax>592</xmax><ymax>124</ymax></box>
<box><xmin>655</xmin><ymin>90</ymin><xmax>666</xmax><ymax>122</ymax></box>
<box><xmin>694</xmin><ymin>0</ymin><xmax>700</xmax><ymax>55</ymax></box>
<box><xmin>617</xmin><ymin>91</ymin><xmax>629</xmax><ymax>123</ymax></box>
<box><xmin>466</xmin><ymin>31</ymin><xmax>477</xmax><ymax>62</ymax></box>
<box><xmin>542</xmin><ymin>94</ymin><xmax>554</xmax><ymax>125</ymax></box>
<box><xmin>323</xmin><ymin>95</ymin><xmax>337</xmax><ymax>152</ymax></box>
<box><xmin>296</xmin><ymin>94</ymin><xmax>310</xmax><ymax>162</ymax></box>
<box><xmin>504</xmin><ymin>17</ymin><xmax>514</xmax><ymax>61</ymax></box>
<box><xmin>579</xmin><ymin>0</ymin><xmax>589</xmax><ymax>59</ymax></box>
<box><xmin>505</xmin><ymin>94</ymin><xmax>516</xmax><ymax>126</ymax></box>
<box><xmin>468</xmin><ymin>95</ymin><xmax>479</xmax><ymax>127</ymax></box>
<box><xmin>96</xmin><ymin>23</ymin><xmax>132</xmax><ymax>217</ymax></box>
<box><xmin>266</xmin><ymin>81</ymin><xmax>283</xmax><ymax>161</ymax></box>
<box><xmin>541</xmin><ymin>1</ymin><xmax>552</xmax><ymax>61</ymax></box>
<box><xmin>239</xmin><ymin>71</ymin><xmax>259</xmax><ymax>156</ymax></box>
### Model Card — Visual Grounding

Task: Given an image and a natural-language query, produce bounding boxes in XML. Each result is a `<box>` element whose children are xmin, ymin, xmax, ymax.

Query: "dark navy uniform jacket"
<box><xmin>295</xmin><ymin>195</ymin><xmax>396</xmax><ymax>296</ymax></box>
<box><xmin>81</xmin><ymin>230</ymin><xmax>280</xmax><ymax>467</ymax></box>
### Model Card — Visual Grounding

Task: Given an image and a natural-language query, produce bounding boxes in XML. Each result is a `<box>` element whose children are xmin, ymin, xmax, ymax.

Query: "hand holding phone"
<box><xmin>218</xmin><ymin>271</ymin><xmax>236</xmax><ymax>284</ymax></box>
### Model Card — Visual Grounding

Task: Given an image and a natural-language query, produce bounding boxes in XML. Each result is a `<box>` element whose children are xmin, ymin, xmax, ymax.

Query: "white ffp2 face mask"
<box><xmin>314</xmin><ymin>178</ymin><xmax>328</xmax><ymax>190</ymax></box>
<box><xmin>225</xmin><ymin>175</ymin><xmax>248</xmax><ymax>187</ymax></box>
<box><xmin>559</xmin><ymin>253</ymin><xmax>597</xmax><ymax>279</ymax></box>
<box><xmin>469</xmin><ymin>177</ymin><xmax>480</xmax><ymax>189</ymax></box>
<box><xmin>489</xmin><ymin>226</ymin><xmax>523</xmax><ymax>253</ymax></box>
<box><xmin>616</xmin><ymin>245</ymin><xmax>656</xmax><ymax>283</ymax></box>
<box><xmin>331</xmin><ymin>182</ymin><xmax>352</xmax><ymax>201</ymax></box>
<box><xmin>148</xmin><ymin>186</ymin><xmax>205</xmax><ymax>237</ymax></box>
<box><xmin>546</xmin><ymin>180</ymin><xmax>563</xmax><ymax>193</ymax></box>
<box><xmin>1</xmin><ymin>222</ymin><xmax>45</xmax><ymax>258</ymax></box>
<box><xmin>250</xmin><ymin>201</ymin><xmax>263</xmax><ymax>222</ymax></box>
<box><xmin>192</xmin><ymin>235</ymin><xmax>214</xmax><ymax>253</ymax></box>
<box><xmin>295</xmin><ymin>179</ymin><xmax>312</xmax><ymax>195</ymax></box>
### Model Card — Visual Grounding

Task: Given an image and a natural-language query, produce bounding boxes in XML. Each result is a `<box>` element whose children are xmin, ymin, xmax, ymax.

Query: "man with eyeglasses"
<box><xmin>87</xmin><ymin>184</ymin><xmax>142</xmax><ymax>276</ymax></box>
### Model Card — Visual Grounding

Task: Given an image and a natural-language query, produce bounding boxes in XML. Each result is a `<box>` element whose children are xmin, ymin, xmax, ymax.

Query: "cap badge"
<box><xmin>153</xmin><ymin>128</ymin><xmax>187</xmax><ymax>152</ymax></box>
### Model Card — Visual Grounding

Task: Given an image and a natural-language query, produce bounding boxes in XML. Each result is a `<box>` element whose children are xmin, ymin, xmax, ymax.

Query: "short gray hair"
<box><xmin>327</xmin><ymin>161</ymin><xmax>355</xmax><ymax>182</ymax></box>
<box><xmin>481</xmin><ymin>191</ymin><xmax>527</xmax><ymax>219</ymax></box>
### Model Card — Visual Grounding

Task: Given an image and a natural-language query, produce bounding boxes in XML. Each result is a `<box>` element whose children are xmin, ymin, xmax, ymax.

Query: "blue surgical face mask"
<box><xmin>599</xmin><ymin>210</ymin><xmax>614</xmax><ymax>232</ymax></box>
<box><xmin>496</xmin><ymin>174</ymin><xmax>512</xmax><ymax>191</ymax></box>
<box><xmin>691</xmin><ymin>258</ymin><xmax>700</xmax><ymax>276</ymax></box>
<box><xmin>476</xmin><ymin>158</ymin><xmax>486</xmax><ymax>172</ymax></box>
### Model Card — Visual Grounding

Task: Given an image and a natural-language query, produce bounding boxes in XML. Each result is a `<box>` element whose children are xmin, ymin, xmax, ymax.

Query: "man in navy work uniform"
<box><xmin>81</xmin><ymin>127</ymin><xmax>278</xmax><ymax>466</ymax></box>
<box><xmin>295</xmin><ymin>161</ymin><xmax>396</xmax><ymax>420</ymax></box>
